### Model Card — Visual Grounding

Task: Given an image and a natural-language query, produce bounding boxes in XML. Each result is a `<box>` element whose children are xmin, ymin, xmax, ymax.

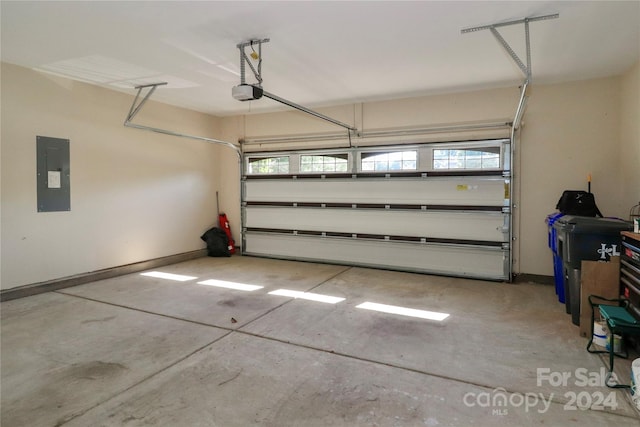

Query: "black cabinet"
<box><xmin>621</xmin><ymin>231</ymin><xmax>640</xmax><ymax>319</ymax></box>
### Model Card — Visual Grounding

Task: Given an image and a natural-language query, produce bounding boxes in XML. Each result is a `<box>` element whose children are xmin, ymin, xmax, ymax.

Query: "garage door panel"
<box><xmin>244</xmin><ymin>177</ymin><xmax>508</xmax><ymax>207</ymax></box>
<box><xmin>245</xmin><ymin>206</ymin><xmax>508</xmax><ymax>242</ymax></box>
<box><xmin>244</xmin><ymin>233</ymin><xmax>508</xmax><ymax>280</ymax></box>
<box><xmin>242</xmin><ymin>140</ymin><xmax>512</xmax><ymax>281</ymax></box>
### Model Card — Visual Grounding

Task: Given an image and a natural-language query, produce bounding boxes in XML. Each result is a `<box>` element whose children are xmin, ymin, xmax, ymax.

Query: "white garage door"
<box><xmin>242</xmin><ymin>139</ymin><xmax>511</xmax><ymax>280</ymax></box>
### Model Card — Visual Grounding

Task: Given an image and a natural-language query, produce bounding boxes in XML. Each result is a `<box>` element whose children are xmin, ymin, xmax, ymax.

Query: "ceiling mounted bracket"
<box><xmin>124</xmin><ymin>82</ymin><xmax>241</xmax><ymax>157</ymax></box>
<box><xmin>124</xmin><ymin>82</ymin><xmax>167</xmax><ymax>124</ymax></box>
<box><xmin>237</xmin><ymin>38</ymin><xmax>270</xmax><ymax>85</ymax></box>
<box><xmin>462</xmin><ymin>13</ymin><xmax>559</xmax><ymax>83</ymax></box>
<box><xmin>233</xmin><ymin>39</ymin><xmax>358</xmax><ymax>136</ymax></box>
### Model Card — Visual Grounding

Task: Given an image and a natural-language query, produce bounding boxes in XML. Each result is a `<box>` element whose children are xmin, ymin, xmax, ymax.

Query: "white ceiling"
<box><xmin>1</xmin><ymin>1</ymin><xmax>639</xmax><ymax>116</ymax></box>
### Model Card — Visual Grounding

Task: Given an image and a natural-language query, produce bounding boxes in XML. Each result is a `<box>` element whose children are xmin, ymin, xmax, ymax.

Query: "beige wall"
<box><xmin>619</xmin><ymin>61</ymin><xmax>640</xmax><ymax>212</ymax></box>
<box><xmin>222</xmin><ymin>74</ymin><xmax>634</xmax><ymax>277</ymax></box>
<box><xmin>517</xmin><ymin>77</ymin><xmax>624</xmax><ymax>275</ymax></box>
<box><xmin>1</xmin><ymin>63</ymin><xmax>222</xmax><ymax>290</ymax></box>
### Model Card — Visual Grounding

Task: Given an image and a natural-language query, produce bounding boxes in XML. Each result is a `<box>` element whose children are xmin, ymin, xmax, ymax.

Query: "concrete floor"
<box><xmin>2</xmin><ymin>255</ymin><xmax>639</xmax><ymax>426</ymax></box>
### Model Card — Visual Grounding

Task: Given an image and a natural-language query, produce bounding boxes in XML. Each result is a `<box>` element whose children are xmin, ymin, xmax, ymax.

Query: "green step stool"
<box><xmin>587</xmin><ymin>295</ymin><xmax>640</xmax><ymax>389</ymax></box>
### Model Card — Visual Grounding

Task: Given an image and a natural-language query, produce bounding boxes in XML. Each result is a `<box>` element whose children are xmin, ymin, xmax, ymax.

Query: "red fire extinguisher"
<box><xmin>216</xmin><ymin>192</ymin><xmax>236</xmax><ymax>255</ymax></box>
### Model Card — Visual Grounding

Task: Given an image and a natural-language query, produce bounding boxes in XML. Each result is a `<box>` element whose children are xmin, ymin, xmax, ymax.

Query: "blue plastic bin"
<box><xmin>545</xmin><ymin>212</ymin><xmax>565</xmax><ymax>303</ymax></box>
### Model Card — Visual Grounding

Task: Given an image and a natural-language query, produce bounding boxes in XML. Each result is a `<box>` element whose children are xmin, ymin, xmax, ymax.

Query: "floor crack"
<box><xmin>217</xmin><ymin>368</ymin><xmax>243</xmax><ymax>386</ymax></box>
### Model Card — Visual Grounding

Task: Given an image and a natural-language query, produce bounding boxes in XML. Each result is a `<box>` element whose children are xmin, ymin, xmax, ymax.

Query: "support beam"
<box><xmin>461</xmin><ymin>13</ymin><xmax>559</xmax><ymax>33</ymax></box>
<box><xmin>237</xmin><ymin>38</ymin><xmax>270</xmax><ymax>85</ymax></box>
<box><xmin>123</xmin><ymin>83</ymin><xmax>241</xmax><ymax>158</ymax></box>
<box><xmin>462</xmin><ymin>13</ymin><xmax>559</xmax><ymax>82</ymax></box>
<box><xmin>512</xmin><ymin>81</ymin><xmax>529</xmax><ymax>133</ymax></box>
<box><xmin>262</xmin><ymin>89</ymin><xmax>358</xmax><ymax>133</ymax></box>
<box><xmin>489</xmin><ymin>27</ymin><xmax>529</xmax><ymax>79</ymax></box>
<box><xmin>124</xmin><ymin>82</ymin><xmax>167</xmax><ymax>124</ymax></box>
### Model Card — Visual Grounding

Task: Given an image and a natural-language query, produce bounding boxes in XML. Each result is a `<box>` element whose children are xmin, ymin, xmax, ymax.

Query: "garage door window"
<box><xmin>300</xmin><ymin>154</ymin><xmax>349</xmax><ymax>173</ymax></box>
<box><xmin>433</xmin><ymin>147</ymin><xmax>500</xmax><ymax>170</ymax></box>
<box><xmin>247</xmin><ymin>156</ymin><xmax>289</xmax><ymax>174</ymax></box>
<box><xmin>361</xmin><ymin>150</ymin><xmax>417</xmax><ymax>172</ymax></box>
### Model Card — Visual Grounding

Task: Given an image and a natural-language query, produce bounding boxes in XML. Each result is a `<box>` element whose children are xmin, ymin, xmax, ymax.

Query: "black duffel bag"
<box><xmin>556</xmin><ymin>190</ymin><xmax>603</xmax><ymax>217</ymax></box>
<box><xmin>200</xmin><ymin>227</ymin><xmax>231</xmax><ymax>257</ymax></box>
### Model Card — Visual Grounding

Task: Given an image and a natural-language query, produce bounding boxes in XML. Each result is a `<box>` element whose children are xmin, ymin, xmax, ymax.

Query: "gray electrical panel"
<box><xmin>37</xmin><ymin>136</ymin><xmax>70</xmax><ymax>212</ymax></box>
